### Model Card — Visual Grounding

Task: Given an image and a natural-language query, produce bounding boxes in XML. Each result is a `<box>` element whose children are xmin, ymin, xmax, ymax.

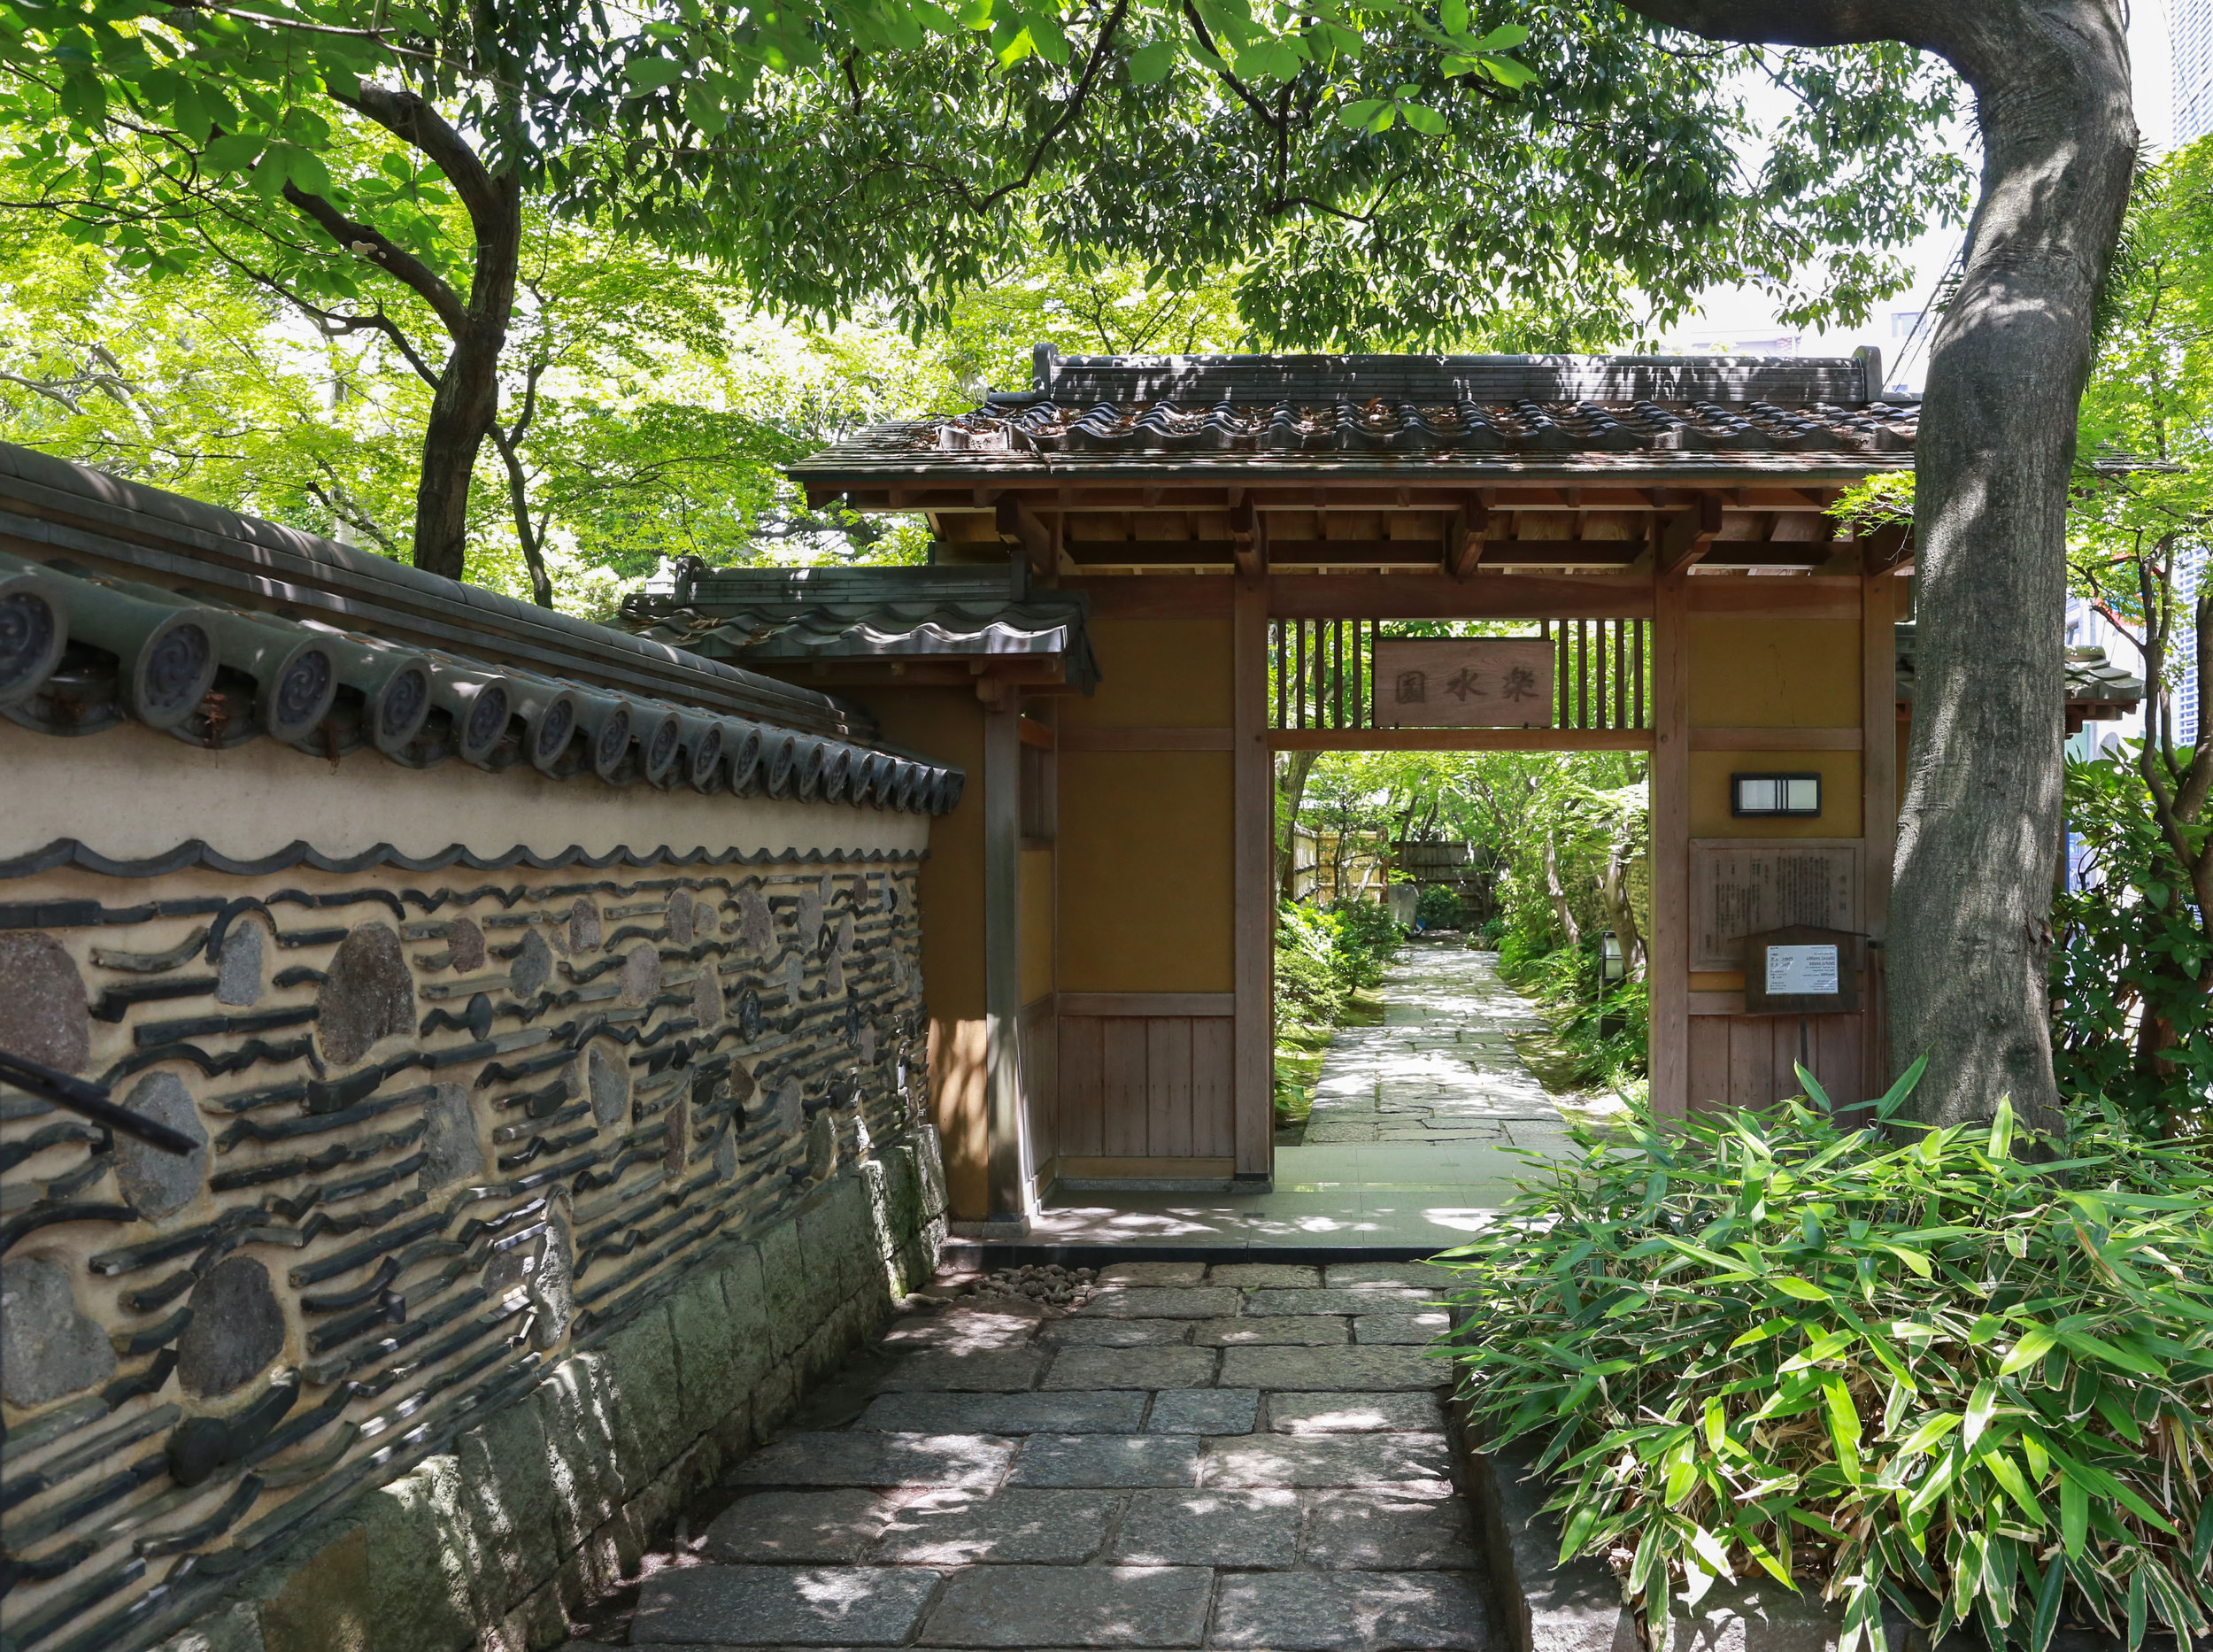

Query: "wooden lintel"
<box><xmin>1445</xmin><ymin>503</ymin><xmax>1488</xmax><ymax>580</ymax></box>
<box><xmin>803</xmin><ymin>483</ymin><xmax>844</xmax><ymax>510</ymax></box>
<box><xmin>1270</xmin><ymin>727</ymin><xmax>1654</xmax><ymax>752</ymax></box>
<box><xmin>1017</xmin><ymin>714</ymin><xmax>1057</xmax><ymax>750</ymax></box>
<box><xmin>1269</xmin><ymin>573</ymin><xmax>1653</xmax><ymax>621</ymax></box>
<box><xmin>1659</xmin><ymin>497</ymin><xmax>1723</xmax><ymax>573</ymax></box>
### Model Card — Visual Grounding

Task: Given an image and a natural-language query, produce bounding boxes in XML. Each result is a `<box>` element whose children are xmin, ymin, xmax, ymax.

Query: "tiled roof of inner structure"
<box><xmin>622</xmin><ymin>560</ymin><xmax>1099</xmax><ymax>692</ymax></box>
<box><xmin>790</xmin><ymin>347</ymin><xmax>1918</xmax><ymax>486</ymax></box>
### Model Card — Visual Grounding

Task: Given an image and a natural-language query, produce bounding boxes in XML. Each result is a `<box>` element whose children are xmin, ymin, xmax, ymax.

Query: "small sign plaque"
<box><xmin>1764</xmin><ymin>944</ymin><xmax>1839</xmax><ymax>997</ymax></box>
<box><xmin>1742</xmin><ymin>924</ymin><xmax>1862</xmax><ymax>1015</ymax></box>
<box><xmin>1371</xmin><ymin>638</ymin><xmax>1554</xmax><ymax>728</ymax></box>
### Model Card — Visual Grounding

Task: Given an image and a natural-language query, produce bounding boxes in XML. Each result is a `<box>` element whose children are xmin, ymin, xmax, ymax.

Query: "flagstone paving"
<box><xmin>1296</xmin><ymin>944</ymin><xmax>1566</xmax><ymax>1154</ymax></box>
<box><xmin>590</xmin><ymin>1260</ymin><xmax>1496</xmax><ymax>1651</ymax></box>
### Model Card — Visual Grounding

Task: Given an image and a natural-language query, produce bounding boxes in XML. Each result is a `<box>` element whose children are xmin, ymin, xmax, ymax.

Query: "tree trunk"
<box><xmin>1621</xmin><ymin>0</ymin><xmax>2136</xmax><ymax>1133</ymax></box>
<box><xmin>1545</xmin><ymin>838</ymin><xmax>1581</xmax><ymax>947</ymax></box>
<box><xmin>1276</xmin><ymin>748</ymin><xmax>1319</xmax><ymax>899</ymax></box>
<box><xmin>413</xmin><ymin>177</ymin><xmax>521</xmax><ymax>581</ymax></box>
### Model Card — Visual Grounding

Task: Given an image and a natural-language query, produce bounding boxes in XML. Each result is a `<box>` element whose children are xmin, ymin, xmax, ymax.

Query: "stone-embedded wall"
<box><xmin>0</xmin><ymin>845</ymin><xmax>945</xmax><ymax>1652</ymax></box>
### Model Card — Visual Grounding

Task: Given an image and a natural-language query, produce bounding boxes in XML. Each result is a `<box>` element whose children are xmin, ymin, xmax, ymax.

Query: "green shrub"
<box><xmin>1275</xmin><ymin>906</ymin><xmax>1346</xmax><ymax>1028</ymax></box>
<box><xmin>1416</xmin><ymin>884</ymin><xmax>1466</xmax><ymax>929</ymax></box>
<box><xmin>1446</xmin><ymin>1069</ymin><xmax>2213</xmax><ymax>1652</ymax></box>
<box><xmin>1326</xmin><ymin>897</ymin><xmax>1405</xmax><ymax>991</ymax></box>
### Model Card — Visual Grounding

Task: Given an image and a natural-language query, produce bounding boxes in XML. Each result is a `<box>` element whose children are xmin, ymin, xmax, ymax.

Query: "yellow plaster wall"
<box><xmin>1688</xmin><ymin>618</ymin><xmax>1860</xmax><ymax>727</ymax></box>
<box><xmin>852</xmin><ymin>688</ymin><xmax>989</xmax><ymax>1218</ymax></box>
<box><xmin>1058</xmin><ymin>751</ymin><xmax>1235</xmax><ymax>992</ymax></box>
<box><xmin>1021</xmin><ymin>845</ymin><xmax>1054</xmax><ymax>1006</ymax></box>
<box><xmin>1060</xmin><ymin>619</ymin><xmax>1235</xmax><ymax>727</ymax></box>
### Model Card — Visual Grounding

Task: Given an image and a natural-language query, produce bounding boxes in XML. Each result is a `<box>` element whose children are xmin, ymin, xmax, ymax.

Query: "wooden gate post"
<box><xmin>1650</xmin><ymin>570</ymin><xmax>1691</xmax><ymax>1118</ymax></box>
<box><xmin>1233</xmin><ymin>576</ymin><xmax>1274</xmax><ymax>1180</ymax></box>
<box><xmin>983</xmin><ymin>694</ymin><xmax>1031</xmax><ymax>1221</ymax></box>
<box><xmin>1862</xmin><ymin>570</ymin><xmax>1898</xmax><ymax>1099</ymax></box>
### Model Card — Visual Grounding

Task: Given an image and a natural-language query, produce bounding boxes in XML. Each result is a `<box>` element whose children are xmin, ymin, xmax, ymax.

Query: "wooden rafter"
<box><xmin>1658</xmin><ymin>497</ymin><xmax>1723</xmax><ymax>574</ymax></box>
<box><xmin>1444</xmin><ymin>502</ymin><xmax>1487</xmax><ymax>579</ymax></box>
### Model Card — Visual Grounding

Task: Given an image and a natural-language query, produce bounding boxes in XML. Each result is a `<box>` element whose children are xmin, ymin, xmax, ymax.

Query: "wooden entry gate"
<box><xmin>782</xmin><ymin>346</ymin><xmax>1915</xmax><ymax>1215</ymax></box>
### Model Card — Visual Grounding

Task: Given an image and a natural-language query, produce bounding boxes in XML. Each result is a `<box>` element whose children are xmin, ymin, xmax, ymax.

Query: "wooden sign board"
<box><xmin>1691</xmin><ymin>839</ymin><xmax>1860</xmax><ymax>971</ymax></box>
<box><xmin>1743</xmin><ymin>924</ymin><xmax>1863</xmax><ymax>1015</ymax></box>
<box><xmin>1371</xmin><ymin>638</ymin><xmax>1554</xmax><ymax>728</ymax></box>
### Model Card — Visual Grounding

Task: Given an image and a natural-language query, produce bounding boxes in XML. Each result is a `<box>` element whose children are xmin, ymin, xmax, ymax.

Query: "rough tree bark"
<box><xmin>1621</xmin><ymin>0</ymin><xmax>2135</xmax><ymax>1131</ymax></box>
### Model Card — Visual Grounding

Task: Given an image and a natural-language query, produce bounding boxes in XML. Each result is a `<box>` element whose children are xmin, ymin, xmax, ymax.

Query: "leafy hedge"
<box><xmin>1276</xmin><ymin>899</ymin><xmax>1407</xmax><ymax>1030</ymax></box>
<box><xmin>1446</xmin><ymin>1068</ymin><xmax>2213</xmax><ymax>1652</ymax></box>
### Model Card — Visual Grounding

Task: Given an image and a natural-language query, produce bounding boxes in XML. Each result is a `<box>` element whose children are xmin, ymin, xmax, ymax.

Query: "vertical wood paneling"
<box><xmin>1147</xmin><ymin>1018</ymin><xmax>1194</xmax><ymax>1157</ymax></box>
<box><xmin>1191</xmin><ymin>1017</ymin><xmax>1236</xmax><ymax>1155</ymax></box>
<box><xmin>1101</xmin><ymin>1020</ymin><xmax>1151</xmax><ymax>1155</ymax></box>
<box><xmin>1689</xmin><ymin>1018</ymin><xmax>1731</xmax><ymax>1116</ymax></box>
<box><xmin>1059</xmin><ymin>1015</ymin><xmax>1104</xmax><ymax>1156</ymax></box>
<box><xmin>1021</xmin><ymin>1000</ymin><xmax>1060</xmax><ymax>1173</ymax></box>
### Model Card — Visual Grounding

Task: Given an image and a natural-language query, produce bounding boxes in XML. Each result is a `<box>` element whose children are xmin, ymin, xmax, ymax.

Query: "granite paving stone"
<box><xmin>917</xmin><ymin>1563</ymin><xmax>1214</xmax><ymax>1647</ymax></box>
<box><xmin>1006</xmin><ymin>1434</ymin><xmax>1202</xmax><ymax>1487</ymax></box>
<box><xmin>880</xmin><ymin>1310</ymin><xmax>1043</xmax><ymax>1353</ymax></box>
<box><xmin>1039</xmin><ymin>1318</ymin><xmax>1195</xmax><ymax>1347</ymax></box>
<box><xmin>856</xmin><ymin>1390</ymin><xmax>1147</xmax><ymax>1434</ymax></box>
<box><xmin>1070</xmin><ymin>1286</ymin><xmax>1240</xmax><ymax>1320</ymax></box>
<box><xmin>630</xmin><ymin>1565</ymin><xmax>944</xmax><ymax>1646</ymax></box>
<box><xmin>1325</xmin><ymin>1262</ymin><xmax>1468</xmax><ymax>1290</ymax></box>
<box><xmin>701</xmin><ymin>1489</ymin><xmax>899</xmax><ymax>1563</ymax></box>
<box><xmin>1208</xmin><ymin>1569</ymin><xmax>1492</xmax><ymax>1650</ymax></box>
<box><xmin>871</xmin><ymin>1487</ymin><xmax>1114</xmax><ymax>1564</ymax></box>
<box><xmin>1145</xmin><ymin>1388</ymin><xmax>1260</xmax><ymax>1434</ymax></box>
<box><xmin>1300</xmin><ymin>1486</ymin><xmax>1481</xmax><ymax>1571</ymax></box>
<box><xmin>1094</xmin><ymin>1262</ymin><xmax>1208</xmax><ymax>1286</ymax></box>
<box><xmin>1206</xmin><ymin>1262</ymin><xmax>1322</xmax><ymax>1287</ymax></box>
<box><xmin>728</xmin><ymin>1432</ymin><xmax>1015</xmax><ymax>1489</ymax></box>
<box><xmin>1109</xmin><ymin>1487</ymin><xmax>1300</xmax><ymax>1568</ymax></box>
<box><xmin>875</xmin><ymin>1347</ymin><xmax>1051</xmax><ymax>1392</ymax></box>
<box><xmin>1353</xmin><ymin>1313</ymin><xmax>1453</xmax><ymax>1346</ymax></box>
<box><xmin>1039</xmin><ymin>1347</ymin><xmax>1219</xmax><ymax>1391</ymax></box>
<box><xmin>1267</xmin><ymin>1393</ymin><xmax>1446</xmax><ymax>1433</ymax></box>
<box><xmin>1218</xmin><ymin>1346</ymin><xmax>1446</xmax><ymax>1392</ymax></box>
<box><xmin>1201</xmin><ymin>1432</ymin><xmax>1454</xmax><ymax>1487</ymax></box>
<box><xmin>1240</xmin><ymin>1287</ymin><xmax>1434</xmax><ymax>1317</ymax></box>
<box><xmin>1191</xmin><ymin>1316</ymin><xmax>1348</xmax><ymax>1347</ymax></box>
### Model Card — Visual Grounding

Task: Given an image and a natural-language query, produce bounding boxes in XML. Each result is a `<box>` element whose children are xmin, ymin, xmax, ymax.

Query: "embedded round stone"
<box><xmin>445</xmin><ymin>916</ymin><xmax>486</xmax><ymax>973</ymax></box>
<box><xmin>511</xmin><ymin>929</ymin><xmax>551</xmax><ymax>999</ymax></box>
<box><xmin>667</xmin><ymin>889</ymin><xmax>695</xmax><ymax>946</ymax></box>
<box><xmin>419</xmin><ymin>1083</ymin><xmax>484</xmax><ymax>1191</ymax></box>
<box><xmin>783</xmin><ymin>952</ymin><xmax>804</xmax><ymax>1006</ymax></box>
<box><xmin>796</xmin><ymin>888</ymin><xmax>824</xmax><ymax>948</ymax></box>
<box><xmin>531</xmin><ymin>1208</ymin><xmax>574</xmax><ymax>1349</ymax></box>
<box><xmin>567</xmin><ymin>899</ymin><xmax>601</xmax><ymax>953</ymax></box>
<box><xmin>736</xmin><ymin>989</ymin><xmax>762</xmax><ymax>1042</ymax></box>
<box><xmin>837</xmin><ymin>912</ymin><xmax>856</xmax><ymax>953</ymax></box>
<box><xmin>806</xmin><ymin>1109</ymin><xmax>838</xmax><ymax>1179</ymax></box>
<box><xmin>177</xmin><ymin>1258</ymin><xmax>285</xmax><ymax>1399</ymax></box>
<box><xmin>860</xmin><ymin>1022</ymin><xmax>876</xmax><ymax>1064</ymax></box>
<box><xmin>215</xmin><ymin>922</ymin><xmax>263</xmax><ymax>1007</ymax></box>
<box><xmin>692</xmin><ymin>968</ymin><xmax>723</xmax><ymax>1028</ymax></box>
<box><xmin>315</xmin><ymin>922</ymin><xmax>413</xmax><ymax>1065</ymax></box>
<box><xmin>713</xmin><ymin>1126</ymin><xmax>737</xmax><ymax>1181</ymax></box>
<box><xmin>1</xmin><ymin>1254</ymin><xmax>117</xmax><ymax>1406</ymax></box>
<box><xmin>587</xmin><ymin>1044</ymin><xmax>628</xmax><ymax>1127</ymax></box>
<box><xmin>113</xmin><ymin>1071</ymin><xmax>208</xmax><ymax>1219</ymax></box>
<box><xmin>824</xmin><ymin>951</ymin><xmax>845</xmax><ymax>995</ymax></box>
<box><xmin>620</xmin><ymin>946</ymin><xmax>660</xmax><ymax>1006</ymax></box>
<box><xmin>0</xmin><ymin>932</ymin><xmax>89</xmax><ymax>1073</ymax></box>
<box><xmin>775</xmin><ymin>1079</ymin><xmax>804</xmax><ymax>1136</ymax></box>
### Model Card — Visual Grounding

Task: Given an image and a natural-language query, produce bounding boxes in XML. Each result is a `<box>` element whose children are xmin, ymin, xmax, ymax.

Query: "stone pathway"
<box><xmin>1299</xmin><ymin>943</ymin><xmax>1565</xmax><ymax>1153</ymax></box>
<box><xmin>601</xmin><ymin>1261</ymin><xmax>1494</xmax><ymax>1650</ymax></box>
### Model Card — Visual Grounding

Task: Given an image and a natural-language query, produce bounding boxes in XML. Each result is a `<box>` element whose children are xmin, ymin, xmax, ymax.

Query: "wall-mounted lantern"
<box><xmin>1598</xmin><ymin>930</ymin><xmax>1625</xmax><ymax>985</ymax></box>
<box><xmin>1731</xmin><ymin>772</ymin><xmax>1822</xmax><ymax>818</ymax></box>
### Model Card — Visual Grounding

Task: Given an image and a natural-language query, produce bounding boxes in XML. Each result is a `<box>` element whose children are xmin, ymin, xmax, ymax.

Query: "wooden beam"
<box><xmin>982</xmin><ymin>699</ymin><xmax>1031</xmax><ymax>1223</ymax></box>
<box><xmin>1446</xmin><ymin>503</ymin><xmax>1488</xmax><ymax>579</ymax></box>
<box><xmin>1232</xmin><ymin>575</ymin><xmax>1272</xmax><ymax>1182</ymax></box>
<box><xmin>1058</xmin><ymin>726</ymin><xmax>1235</xmax><ymax>752</ymax></box>
<box><xmin>1230</xmin><ymin>501</ymin><xmax>1268</xmax><ymax>578</ymax></box>
<box><xmin>995</xmin><ymin>498</ymin><xmax>1058</xmax><ymax>574</ymax></box>
<box><xmin>1650</xmin><ymin>569</ymin><xmax>1692</xmax><ymax>1119</ymax></box>
<box><xmin>1685</xmin><ymin>577</ymin><xmax>1860</xmax><ymax>621</ymax></box>
<box><xmin>1017</xmin><ymin>715</ymin><xmax>1057</xmax><ymax>750</ymax></box>
<box><xmin>1270</xmin><ymin>728</ymin><xmax>1652</xmax><ymax>752</ymax></box>
<box><xmin>1659</xmin><ymin>497</ymin><xmax>1723</xmax><ymax>573</ymax></box>
<box><xmin>1269</xmin><ymin>573</ymin><xmax>1653</xmax><ymax>620</ymax></box>
<box><xmin>1861</xmin><ymin>521</ymin><xmax>1913</xmax><ymax>573</ymax></box>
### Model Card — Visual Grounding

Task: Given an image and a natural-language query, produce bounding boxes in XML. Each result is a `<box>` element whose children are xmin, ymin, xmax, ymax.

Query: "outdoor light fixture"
<box><xmin>1598</xmin><ymin>930</ymin><xmax>1625</xmax><ymax>984</ymax></box>
<box><xmin>1731</xmin><ymin>772</ymin><xmax>1822</xmax><ymax>818</ymax></box>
